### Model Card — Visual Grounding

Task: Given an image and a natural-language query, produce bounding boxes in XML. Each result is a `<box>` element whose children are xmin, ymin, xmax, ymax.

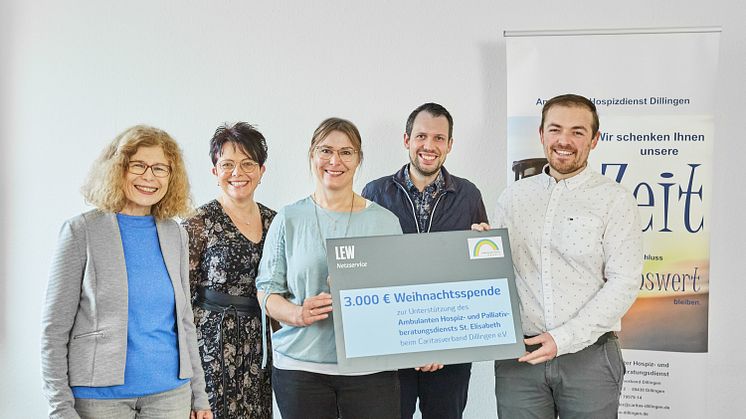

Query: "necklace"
<box><xmin>315</xmin><ymin>201</ymin><xmax>350</xmax><ymax>226</ymax></box>
<box><xmin>220</xmin><ymin>198</ymin><xmax>255</xmax><ymax>225</ymax></box>
<box><xmin>311</xmin><ymin>193</ymin><xmax>354</xmax><ymax>251</ymax></box>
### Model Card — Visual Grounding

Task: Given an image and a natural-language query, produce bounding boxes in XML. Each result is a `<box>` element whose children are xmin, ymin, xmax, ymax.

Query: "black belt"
<box><xmin>524</xmin><ymin>331</ymin><xmax>616</xmax><ymax>353</ymax></box>
<box><xmin>193</xmin><ymin>286</ymin><xmax>263</xmax><ymax>418</ymax></box>
<box><xmin>193</xmin><ymin>286</ymin><xmax>261</xmax><ymax>316</ymax></box>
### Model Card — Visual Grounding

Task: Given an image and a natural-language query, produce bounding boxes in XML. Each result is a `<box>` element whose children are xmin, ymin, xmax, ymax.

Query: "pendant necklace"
<box><xmin>312</xmin><ymin>193</ymin><xmax>354</xmax><ymax>251</ymax></box>
<box><xmin>221</xmin><ymin>198</ymin><xmax>254</xmax><ymax>225</ymax></box>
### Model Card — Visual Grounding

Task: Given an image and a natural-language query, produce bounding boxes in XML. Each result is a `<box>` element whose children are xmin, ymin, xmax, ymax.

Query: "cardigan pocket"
<box><xmin>68</xmin><ymin>331</ymin><xmax>101</xmax><ymax>385</ymax></box>
<box><xmin>73</xmin><ymin>330</ymin><xmax>105</xmax><ymax>339</ymax></box>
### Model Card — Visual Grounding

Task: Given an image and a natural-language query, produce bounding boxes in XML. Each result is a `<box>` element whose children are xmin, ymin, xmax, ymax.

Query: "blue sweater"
<box><xmin>72</xmin><ymin>214</ymin><xmax>189</xmax><ymax>399</ymax></box>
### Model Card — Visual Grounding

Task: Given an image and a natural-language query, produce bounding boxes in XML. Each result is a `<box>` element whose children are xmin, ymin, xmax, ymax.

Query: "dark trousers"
<box><xmin>399</xmin><ymin>363</ymin><xmax>471</xmax><ymax>419</ymax></box>
<box><xmin>272</xmin><ymin>367</ymin><xmax>400</xmax><ymax>419</ymax></box>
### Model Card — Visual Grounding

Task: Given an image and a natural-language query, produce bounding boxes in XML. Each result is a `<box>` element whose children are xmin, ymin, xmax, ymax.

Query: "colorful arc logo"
<box><xmin>473</xmin><ymin>239</ymin><xmax>499</xmax><ymax>256</ymax></box>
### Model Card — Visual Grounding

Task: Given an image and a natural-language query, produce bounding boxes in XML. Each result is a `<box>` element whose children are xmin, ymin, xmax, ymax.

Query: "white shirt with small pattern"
<box><xmin>494</xmin><ymin>166</ymin><xmax>643</xmax><ymax>356</ymax></box>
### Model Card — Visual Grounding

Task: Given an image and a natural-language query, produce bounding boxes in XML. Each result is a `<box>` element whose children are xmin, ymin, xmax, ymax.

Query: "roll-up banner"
<box><xmin>505</xmin><ymin>27</ymin><xmax>720</xmax><ymax>418</ymax></box>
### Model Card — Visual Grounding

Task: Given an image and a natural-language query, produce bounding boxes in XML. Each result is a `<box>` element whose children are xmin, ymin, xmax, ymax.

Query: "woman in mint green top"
<box><xmin>256</xmin><ymin>118</ymin><xmax>402</xmax><ymax>419</ymax></box>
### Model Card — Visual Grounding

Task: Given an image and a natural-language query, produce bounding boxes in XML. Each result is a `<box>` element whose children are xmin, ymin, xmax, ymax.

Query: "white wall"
<box><xmin>2</xmin><ymin>1</ymin><xmax>744</xmax><ymax>417</ymax></box>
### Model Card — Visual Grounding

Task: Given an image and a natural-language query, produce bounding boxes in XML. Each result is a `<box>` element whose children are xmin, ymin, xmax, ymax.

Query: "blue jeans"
<box><xmin>74</xmin><ymin>383</ymin><xmax>192</xmax><ymax>419</ymax></box>
<box><xmin>494</xmin><ymin>337</ymin><xmax>625</xmax><ymax>419</ymax></box>
<box><xmin>399</xmin><ymin>363</ymin><xmax>471</xmax><ymax>419</ymax></box>
<box><xmin>272</xmin><ymin>367</ymin><xmax>400</xmax><ymax>419</ymax></box>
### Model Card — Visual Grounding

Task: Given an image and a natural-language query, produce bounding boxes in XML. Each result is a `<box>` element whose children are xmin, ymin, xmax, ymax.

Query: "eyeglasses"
<box><xmin>216</xmin><ymin>159</ymin><xmax>260</xmax><ymax>174</ymax></box>
<box><xmin>315</xmin><ymin>146</ymin><xmax>359</xmax><ymax>163</ymax></box>
<box><xmin>127</xmin><ymin>161</ymin><xmax>172</xmax><ymax>178</ymax></box>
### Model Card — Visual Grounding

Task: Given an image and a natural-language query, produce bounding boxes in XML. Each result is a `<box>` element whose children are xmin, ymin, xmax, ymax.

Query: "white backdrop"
<box><xmin>2</xmin><ymin>1</ymin><xmax>744</xmax><ymax>417</ymax></box>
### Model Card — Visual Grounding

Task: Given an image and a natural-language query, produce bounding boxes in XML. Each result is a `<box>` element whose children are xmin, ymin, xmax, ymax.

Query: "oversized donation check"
<box><xmin>326</xmin><ymin>229</ymin><xmax>524</xmax><ymax>373</ymax></box>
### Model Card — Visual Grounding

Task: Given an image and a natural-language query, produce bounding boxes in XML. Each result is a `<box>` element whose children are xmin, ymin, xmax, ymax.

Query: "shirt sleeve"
<box><xmin>361</xmin><ymin>181</ymin><xmax>373</xmax><ymax>201</ymax></box>
<box><xmin>256</xmin><ymin>209</ymin><xmax>289</xmax><ymax>298</ymax></box>
<box><xmin>177</xmin><ymin>224</ymin><xmax>210</xmax><ymax>411</ymax></box>
<box><xmin>549</xmin><ymin>190</ymin><xmax>643</xmax><ymax>355</ymax></box>
<box><xmin>472</xmin><ymin>190</ymin><xmax>489</xmax><ymax>225</ymax></box>
<box><xmin>493</xmin><ymin>189</ymin><xmax>510</xmax><ymax>229</ymax></box>
<box><xmin>181</xmin><ymin>213</ymin><xmax>206</xmax><ymax>298</ymax></box>
<box><xmin>41</xmin><ymin>219</ymin><xmax>85</xmax><ymax>419</ymax></box>
<box><xmin>377</xmin><ymin>205</ymin><xmax>403</xmax><ymax>236</ymax></box>
<box><xmin>386</xmin><ymin>215</ymin><xmax>404</xmax><ymax>235</ymax></box>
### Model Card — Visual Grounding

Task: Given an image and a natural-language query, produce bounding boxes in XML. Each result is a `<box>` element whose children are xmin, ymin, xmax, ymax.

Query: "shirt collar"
<box><xmin>540</xmin><ymin>164</ymin><xmax>593</xmax><ymax>190</ymax></box>
<box><xmin>404</xmin><ymin>164</ymin><xmax>445</xmax><ymax>194</ymax></box>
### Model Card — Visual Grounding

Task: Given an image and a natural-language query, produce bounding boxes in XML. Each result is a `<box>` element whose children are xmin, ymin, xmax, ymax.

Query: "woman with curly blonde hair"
<box><xmin>41</xmin><ymin>125</ymin><xmax>213</xmax><ymax>419</ymax></box>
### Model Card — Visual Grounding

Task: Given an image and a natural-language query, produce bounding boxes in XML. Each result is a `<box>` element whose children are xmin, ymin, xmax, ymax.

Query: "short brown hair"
<box><xmin>209</xmin><ymin>122</ymin><xmax>268</xmax><ymax>166</ymax></box>
<box><xmin>540</xmin><ymin>94</ymin><xmax>599</xmax><ymax>136</ymax></box>
<box><xmin>82</xmin><ymin>125</ymin><xmax>193</xmax><ymax>219</ymax></box>
<box><xmin>406</xmin><ymin>102</ymin><xmax>454</xmax><ymax>140</ymax></box>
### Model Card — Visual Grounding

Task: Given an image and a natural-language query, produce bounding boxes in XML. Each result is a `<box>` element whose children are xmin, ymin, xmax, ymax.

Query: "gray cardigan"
<box><xmin>40</xmin><ymin>210</ymin><xmax>209</xmax><ymax>419</ymax></box>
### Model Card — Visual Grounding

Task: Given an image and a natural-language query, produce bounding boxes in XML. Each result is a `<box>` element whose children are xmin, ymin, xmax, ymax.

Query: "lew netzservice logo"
<box><xmin>334</xmin><ymin>244</ymin><xmax>355</xmax><ymax>260</ymax></box>
<box><xmin>334</xmin><ymin>244</ymin><xmax>368</xmax><ymax>269</ymax></box>
<box><xmin>467</xmin><ymin>237</ymin><xmax>504</xmax><ymax>260</ymax></box>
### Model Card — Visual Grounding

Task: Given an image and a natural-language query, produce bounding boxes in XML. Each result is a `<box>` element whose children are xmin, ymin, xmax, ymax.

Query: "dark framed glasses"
<box><xmin>127</xmin><ymin>161</ymin><xmax>171</xmax><ymax>178</ymax></box>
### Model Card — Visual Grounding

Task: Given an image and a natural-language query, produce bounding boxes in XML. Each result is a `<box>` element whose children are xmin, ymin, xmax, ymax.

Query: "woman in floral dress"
<box><xmin>183</xmin><ymin>122</ymin><xmax>275</xmax><ymax>418</ymax></box>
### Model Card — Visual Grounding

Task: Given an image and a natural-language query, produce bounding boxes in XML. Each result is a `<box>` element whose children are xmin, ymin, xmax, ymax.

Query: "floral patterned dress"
<box><xmin>183</xmin><ymin>200</ymin><xmax>276</xmax><ymax>419</ymax></box>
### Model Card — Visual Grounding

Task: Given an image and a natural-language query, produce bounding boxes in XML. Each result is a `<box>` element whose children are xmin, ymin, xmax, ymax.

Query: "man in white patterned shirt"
<box><xmin>491</xmin><ymin>94</ymin><xmax>643</xmax><ymax>418</ymax></box>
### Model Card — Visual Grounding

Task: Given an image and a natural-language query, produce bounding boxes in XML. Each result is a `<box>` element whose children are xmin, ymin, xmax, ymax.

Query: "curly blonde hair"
<box><xmin>82</xmin><ymin>125</ymin><xmax>193</xmax><ymax>219</ymax></box>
